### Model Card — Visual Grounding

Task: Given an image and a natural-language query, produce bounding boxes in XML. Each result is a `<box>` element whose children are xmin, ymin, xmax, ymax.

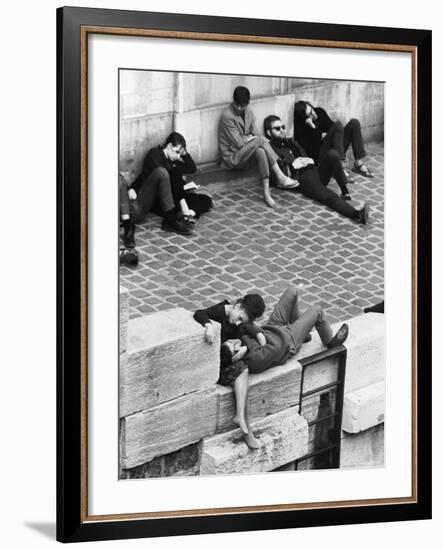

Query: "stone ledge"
<box><xmin>215</xmin><ymin>360</ymin><xmax>302</xmax><ymax>433</ymax></box>
<box><xmin>120</xmin><ymin>308</ymin><xmax>220</xmax><ymax>416</ymax></box>
<box><xmin>342</xmin><ymin>381</ymin><xmax>385</xmax><ymax>433</ymax></box>
<box><xmin>340</xmin><ymin>424</ymin><xmax>384</xmax><ymax>469</ymax></box>
<box><xmin>200</xmin><ymin>407</ymin><xmax>308</xmax><ymax>476</ymax></box>
<box><xmin>121</xmin><ymin>388</ymin><xmax>218</xmax><ymax>469</ymax></box>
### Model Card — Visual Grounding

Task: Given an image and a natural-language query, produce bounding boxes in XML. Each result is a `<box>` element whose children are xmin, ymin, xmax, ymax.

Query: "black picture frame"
<box><xmin>57</xmin><ymin>6</ymin><xmax>432</xmax><ymax>543</ymax></box>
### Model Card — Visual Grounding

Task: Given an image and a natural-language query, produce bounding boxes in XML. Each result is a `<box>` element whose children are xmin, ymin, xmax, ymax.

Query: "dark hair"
<box><xmin>163</xmin><ymin>131</ymin><xmax>186</xmax><ymax>149</ymax></box>
<box><xmin>237</xmin><ymin>293</ymin><xmax>265</xmax><ymax>322</ymax></box>
<box><xmin>294</xmin><ymin>100</ymin><xmax>313</xmax><ymax>125</ymax></box>
<box><xmin>233</xmin><ymin>86</ymin><xmax>251</xmax><ymax>106</ymax></box>
<box><xmin>263</xmin><ymin>114</ymin><xmax>281</xmax><ymax>139</ymax></box>
<box><xmin>220</xmin><ymin>344</ymin><xmax>233</xmax><ymax>369</ymax></box>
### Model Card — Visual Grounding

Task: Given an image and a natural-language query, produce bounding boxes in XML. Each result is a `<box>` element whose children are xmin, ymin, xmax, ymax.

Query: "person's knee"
<box><xmin>286</xmin><ymin>285</ymin><xmax>299</xmax><ymax>299</ymax></box>
<box><xmin>325</xmin><ymin>148</ymin><xmax>341</xmax><ymax>162</ymax></box>
<box><xmin>256</xmin><ymin>136</ymin><xmax>267</xmax><ymax>147</ymax></box>
<box><xmin>152</xmin><ymin>166</ymin><xmax>169</xmax><ymax>181</ymax></box>
<box><xmin>332</xmin><ymin>120</ymin><xmax>344</xmax><ymax>131</ymax></box>
<box><xmin>312</xmin><ymin>304</ymin><xmax>324</xmax><ymax>318</ymax></box>
<box><xmin>348</xmin><ymin>118</ymin><xmax>361</xmax><ymax>128</ymax></box>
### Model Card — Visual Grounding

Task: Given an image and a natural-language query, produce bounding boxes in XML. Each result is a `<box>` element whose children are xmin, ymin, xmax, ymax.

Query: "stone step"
<box><xmin>215</xmin><ymin>360</ymin><xmax>302</xmax><ymax>433</ymax></box>
<box><xmin>340</xmin><ymin>424</ymin><xmax>384</xmax><ymax>469</ymax></box>
<box><xmin>200</xmin><ymin>407</ymin><xmax>308</xmax><ymax>476</ymax></box>
<box><xmin>121</xmin><ymin>388</ymin><xmax>218</xmax><ymax>469</ymax></box>
<box><xmin>342</xmin><ymin>381</ymin><xmax>385</xmax><ymax>433</ymax></box>
<box><xmin>119</xmin><ymin>307</ymin><xmax>220</xmax><ymax>417</ymax></box>
<box><xmin>193</xmin><ymin>165</ymin><xmax>259</xmax><ymax>194</ymax></box>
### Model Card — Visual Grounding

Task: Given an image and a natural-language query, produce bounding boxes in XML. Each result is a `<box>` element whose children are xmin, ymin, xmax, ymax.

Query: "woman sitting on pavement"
<box><xmin>293</xmin><ymin>100</ymin><xmax>374</xmax><ymax>187</ymax></box>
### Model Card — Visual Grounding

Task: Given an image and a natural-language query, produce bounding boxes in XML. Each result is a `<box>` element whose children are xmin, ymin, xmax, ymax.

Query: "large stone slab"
<box><xmin>215</xmin><ymin>361</ymin><xmax>302</xmax><ymax>433</ymax></box>
<box><xmin>121</xmin><ymin>388</ymin><xmax>217</xmax><ymax>469</ymax></box>
<box><xmin>342</xmin><ymin>381</ymin><xmax>385</xmax><ymax>433</ymax></box>
<box><xmin>297</xmin><ymin>313</ymin><xmax>385</xmax><ymax>394</ymax></box>
<box><xmin>119</xmin><ymin>308</ymin><xmax>220</xmax><ymax>416</ymax></box>
<box><xmin>340</xmin><ymin>424</ymin><xmax>385</xmax><ymax>469</ymax></box>
<box><xmin>200</xmin><ymin>407</ymin><xmax>308</xmax><ymax>476</ymax></box>
<box><xmin>119</xmin><ymin>286</ymin><xmax>130</xmax><ymax>354</ymax></box>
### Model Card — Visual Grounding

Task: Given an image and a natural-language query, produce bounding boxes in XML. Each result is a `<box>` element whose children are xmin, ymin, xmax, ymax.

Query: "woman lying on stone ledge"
<box><xmin>220</xmin><ymin>286</ymin><xmax>349</xmax><ymax>448</ymax></box>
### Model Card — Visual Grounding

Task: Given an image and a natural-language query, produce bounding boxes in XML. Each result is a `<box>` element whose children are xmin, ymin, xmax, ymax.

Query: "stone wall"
<box><xmin>119</xmin><ymin>287</ymin><xmax>385</xmax><ymax>478</ymax></box>
<box><xmin>119</xmin><ymin>71</ymin><xmax>384</xmax><ymax>177</ymax></box>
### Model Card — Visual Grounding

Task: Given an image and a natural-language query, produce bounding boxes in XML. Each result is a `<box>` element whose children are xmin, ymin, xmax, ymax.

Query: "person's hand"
<box><xmin>302</xmin><ymin>157</ymin><xmax>315</xmax><ymax>166</ymax></box>
<box><xmin>233</xmin><ymin>345</ymin><xmax>247</xmax><ymax>361</ymax></box>
<box><xmin>321</xmin><ymin>132</ymin><xmax>327</xmax><ymax>140</ymax></box>
<box><xmin>256</xmin><ymin>332</ymin><xmax>267</xmax><ymax>347</ymax></box>
<box><xmin>204</xmin><ymin>324</ymin><xmax>214</xmax><ymax>344</ymax></box>
<box><xmin>128</xmin><ymin>188</ymin><xmax>137</xmax><ymax>201</ymax></box>
<box><xmin>306</xmin><ymin>118</ymin><xmax>316</xmax><ymax>129</ymax></box>
<box><xmin>292</xmin><ymin>158</ymin><xmax>307</xmax><ymax>170</ymax></box>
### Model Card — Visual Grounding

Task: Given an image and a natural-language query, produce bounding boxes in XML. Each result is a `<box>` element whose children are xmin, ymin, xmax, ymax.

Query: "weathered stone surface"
<box><xmin>119</xmin><ymin>308</ymin><xmax>220</xmax><ymax>416</ymax></box>
<box><xmin>342</xmin><ymin>381</ymin><xmax>385</xmax><ymax>433</ymax></box>
<box><xmin>120</xmin><ymin>442</ymin><xmax>201</xmax><ymax>479</ymax></box>
<box><xmin>119</xmin><ymin>286</ymin><xmax>130</xmax><ymax>354</ymax></box>
<box><xmin>340</xmin><ymin>424</ymin><xmax>384</xmax><ymax>469</ymax></box>
<box><xmin>121</xmin><ymin>388</ymin><xmax>217</xmax><ymax>469</ymax></box>
<box><xmin>215</xmin><ymin>361</ymin><xmax>302</xmax><ymax>433</ymax></box>
<box><xmin>297</xmin><ymin>313</ymin><xmax>385</xmax><ymax>394</ymax></box>
<box><xmin>200</xmin><ymin>407</ymin><xmax>308</xmax><ymax>476</ymax></box>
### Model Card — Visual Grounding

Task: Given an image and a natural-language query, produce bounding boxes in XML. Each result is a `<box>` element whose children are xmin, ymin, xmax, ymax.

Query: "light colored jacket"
<box><xmin>218</xmin><ymin>104</ymin><xmax>258</xmax><ymax>167</ymax></box>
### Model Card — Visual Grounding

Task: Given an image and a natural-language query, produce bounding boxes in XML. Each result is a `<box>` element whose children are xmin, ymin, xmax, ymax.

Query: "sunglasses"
<box><xmin>272</xmin><ymin>124</ymin><xmax>285</xmax><ymax>131</ymax></box>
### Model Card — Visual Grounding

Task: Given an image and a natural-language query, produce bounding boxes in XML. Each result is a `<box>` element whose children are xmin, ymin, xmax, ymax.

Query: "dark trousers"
<box><xmin>319</xmin><ymin>119</ymin><xmax>367</xmax><ymax>164</ymax></box>
<box><xmin>298</xmin><ymin>163</ymin><xmax>358</xmax><ymax>220</ymax></box>
<box><xmin>120</xmin><ymin>167</ymin><xmax>175</xmax><ymax>223</ymax></box>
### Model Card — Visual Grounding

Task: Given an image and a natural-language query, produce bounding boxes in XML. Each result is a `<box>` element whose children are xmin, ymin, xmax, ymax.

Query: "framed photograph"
<box><xmin>57</xmin><ymin>6</ymin><xmax>432</xmax><ymax>543</ymax></box>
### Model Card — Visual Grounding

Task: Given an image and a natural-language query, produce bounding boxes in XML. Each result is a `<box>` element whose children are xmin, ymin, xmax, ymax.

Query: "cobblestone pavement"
<box><xmin>120</xmin><ymin>143</ymin><xmax>384</xmax><ymax>324</ymax></box>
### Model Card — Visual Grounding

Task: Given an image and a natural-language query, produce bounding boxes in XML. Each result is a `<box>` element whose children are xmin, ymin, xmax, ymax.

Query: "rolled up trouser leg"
<box><xmin>286</xmin><ymin>305</ymin><xmax>333</xmax><ymax>350</ymax></box>
<box><xmin>343</xmin><ymin>118</ymin><xmax>367</xmax><ymax>160</ymax></box>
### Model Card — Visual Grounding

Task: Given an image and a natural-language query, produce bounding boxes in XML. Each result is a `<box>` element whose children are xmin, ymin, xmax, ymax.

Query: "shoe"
<box><xmin>343</xmin><ymin>168</ymin><xmax>355</xmax><ymax>183</ymax></box>
<box><xmin>161</xmin><ymin>218</ymin><xmax>193</xmax><ymax>235</ymax></box>
<box><xmin>276</xmin><ymin>176</ymin><xmax>299</xmax><ymax>189</ymax></box>
<box><xmin>352</xmin><ymin>163</ymin><xmax>374</xmax><ymax>178</ymax></box>
<box><xmin>342</xmin><ymin>192</ymin><xmax>352</xmax><ymax>201</ymax></box>
<box><xmin>119</xmin><ymin>248</ymin><xmax>139</xmax><ymax>266</ymax></box>
<box><xmin>327</xmin><ymin>323</ymin><xmax>349</xmax><ymax>348</ymax></box>
<box><xmin>122</xmin><ymin>219</ymin><xmax>136</xmax><ymax>248</ymax></box>
<box><xmin>358</xmin><ymin>203</ymin><xmax>370</xmax><ymax>225</ymax></box>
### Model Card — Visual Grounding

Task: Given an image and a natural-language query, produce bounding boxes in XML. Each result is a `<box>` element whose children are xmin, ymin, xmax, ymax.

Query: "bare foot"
<box><xmin>263</xmin><ymin>194</ymin><xmax>276</xmax><ymax>208</ymax></box>
<box><xmin>242</xmin><ymin>431</ymin><xmax>260</xmax><ymax>450</ymax></box>
<box><xmin>233</xmin><ymin>415</ymin><xmax>249</xmax><ymax>435</ymax></box>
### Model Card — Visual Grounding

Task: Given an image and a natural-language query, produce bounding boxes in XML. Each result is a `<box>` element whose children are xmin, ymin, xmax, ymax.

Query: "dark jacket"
<box><xmin>268</xmin><ymin>137</ymin><xmax>315</xmax><ymax>182</ymax></box>
<box><xmin>242</xmin><ymin>325</ymin><xmax>293</xmax><ymax>374</ymax></box>
<box><xmin>293</xmin><ymin>106</ymin><xmax>334</xmax><ymax>162</ymax></box>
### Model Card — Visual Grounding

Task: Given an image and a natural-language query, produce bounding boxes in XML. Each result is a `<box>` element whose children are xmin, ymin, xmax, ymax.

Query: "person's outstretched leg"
<box><xmin>318</xmin><ymin>149</ymin><xmax>351</xmax><ymax>199</ymax></box>
<box><xmin>255</xmin><ymin>148</ymin><xmax>275</xmax><ymax>208</ymax></box>
<box><xmin>298</xmin><ymin>167</ymin><xmax>369</xmax><ymax>223</ymax></box>
<box><xmin>233</xmin><ymin>369</ymin><xmax>259</xmax><ymax>450</ymax></box>
<box><xmin>268</xmin><ymin>285</ymin><xmax>301</xmax><ymax>326</ymax></box>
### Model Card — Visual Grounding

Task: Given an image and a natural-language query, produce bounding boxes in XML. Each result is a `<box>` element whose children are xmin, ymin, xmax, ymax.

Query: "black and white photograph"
<box><xmin>118</xmin><ymin>69</ymin><xmax>385</xmax><ymax>479</ymax></box>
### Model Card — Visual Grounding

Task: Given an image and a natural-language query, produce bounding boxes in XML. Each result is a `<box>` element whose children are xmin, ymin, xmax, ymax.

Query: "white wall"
<box><xmin>0</xmin><ymin>1</ymin><xmax>439</xmax><ymax>550</ymax></box>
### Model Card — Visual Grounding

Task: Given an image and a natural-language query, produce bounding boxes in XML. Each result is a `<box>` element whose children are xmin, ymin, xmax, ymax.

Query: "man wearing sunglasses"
<box><xmin>263</xmin><ymin>115</ymin><xmax>369</xmax><ymax>224</ymax></box>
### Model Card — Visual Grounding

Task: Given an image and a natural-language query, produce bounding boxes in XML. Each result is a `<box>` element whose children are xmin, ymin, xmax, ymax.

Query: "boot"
<box><xmin>122</xmin><ymin>219</ymin><xmax>135</xmax><ymax>248</ymax></box>
<box><xmin>162</xmin><ymin>210</ymin><xmax>193</xmax><ymax>235</ymax></box>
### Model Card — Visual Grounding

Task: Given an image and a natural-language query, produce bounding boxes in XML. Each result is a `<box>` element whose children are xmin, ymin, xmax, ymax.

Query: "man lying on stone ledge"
<box><xmin>220</xmin><ymin>285</ymin><xmax>349</xmax><ymax>448</ymax></box>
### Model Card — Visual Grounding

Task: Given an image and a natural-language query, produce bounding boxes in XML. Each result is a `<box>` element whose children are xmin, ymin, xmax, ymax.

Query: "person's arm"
<box><xmin>193</xmin><ymin>302</ymin><xmax>226</xmax><ymax>344</ymax></box>
<box><xmin>221</xmin><ymin>114</ymin><xmax>248</xmax><ymax>150</ymax></box>
<box><xmin>315</xmin><ymin>107</ymin><xmax>334</xmax><ymax>133</ymax></box>
<box><xmin>249</xmin><ymin>110</ymin><xmax>259</xmax><ymax>137</ymax></box>
<box><xmin>171</xmin><ymin>152</ymin><xmax>197</xmax><ymax>176</ymax></box>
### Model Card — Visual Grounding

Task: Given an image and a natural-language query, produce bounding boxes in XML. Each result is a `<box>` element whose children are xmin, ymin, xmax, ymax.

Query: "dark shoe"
<box><xmin>303</xmin><ymin>334</ymin><xmax>312</xmax><ymax>343</ymax></box>
<box><xmin>119</xmin><ymin>248</ymin><xmax>139</xmax><ymax>266</ymax></box>
<box><xmin>161</xmin><ymin>218</ymin><xmax>193</xmax><ymax>235</ymax></box>
<box><xmin>122</xmin><ymin>219</ymin><xmax>136</xmax><ymax>249</ymax></box>
<box><xmin>357</xmin><ymin>203</ymin><xmax>370</xmax><ymax>225</ymax></box>
<box><xmin>352</xmin><ymin>163</ymin><xmax>374</xmax><ymax>178</ymax></box>
<box><xmin>342</xmin><ymin>192</ymin><xmax>352</xmax><ymax>201</ymax></box>
<box><xmin>327</xmin><ymin>323</ymin><xmax>349</xmax><ymax>348</ymax></box>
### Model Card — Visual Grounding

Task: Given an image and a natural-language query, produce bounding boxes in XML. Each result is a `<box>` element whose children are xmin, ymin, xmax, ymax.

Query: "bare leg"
<box><xmin>233</xmin><ymin>369</ymin><xmax>259</xmax><ymax>450</ymax></box>
<box><xmin>244</xmin><ymin>385</ymin><xmax>260</xmax><ymax>450</ymax></box>
<box><xmin>262</xmin><ymin>177</ymin><xmax>275</xmax><ymax>208</ymax></box>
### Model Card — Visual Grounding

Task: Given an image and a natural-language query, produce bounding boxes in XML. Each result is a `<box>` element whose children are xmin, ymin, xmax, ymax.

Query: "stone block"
<box><xmin>121</xmin><ymin>388</ymin><xmax>217</xmax><ymax>469</ymax></box>
<box><xmin>200</xmin><ymin>407</ymin><xmax>308</xmax><ymax>476</ymax></box>
<box><xmin>119</xmin><ymin>308</ymin><xmax>220</xmax><ymax>416</ymax></box>
<box><xmin>119</xmin><ymin>286</ymin><xmax>130</xmax><ymax>354</ymax></box>
<box><xmin>342</xmin><ymin>381</ymin><xmax>385</xmax><ymax>433</ymax></box>
<box><xmin>297</xmin><ymin>313</ymin><xmax>385</xmax><ymax>395</ymax></box>
<box><xmin>215</xmin><ymin>361</ymin><xmax>302</xmax><ymax>433</ymax></box>
<box><xmin>120</xmin><ymin>442</ymin><xmax>201</xmax><ymax>479</ymax></box>
<box><xmin>340</xmin><ymin>424</ymin><xmax>385</xmax><ymax>469</ymax></box>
